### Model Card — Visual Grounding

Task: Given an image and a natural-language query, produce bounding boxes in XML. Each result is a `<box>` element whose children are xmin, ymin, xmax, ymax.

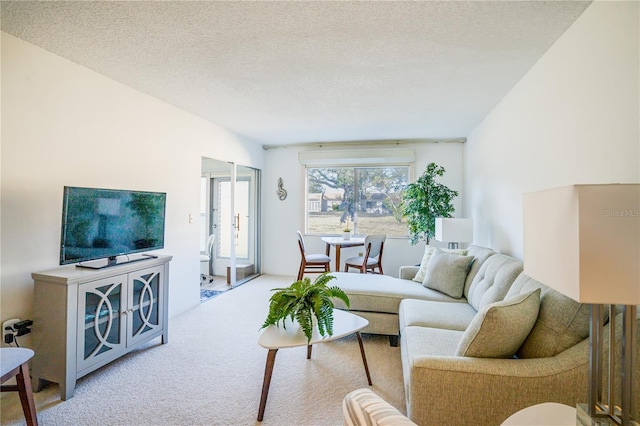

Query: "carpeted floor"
<box><xmin>1</xmin><ymin>275</ymin><xmax>405</xmax><ymax>425</ymax></box>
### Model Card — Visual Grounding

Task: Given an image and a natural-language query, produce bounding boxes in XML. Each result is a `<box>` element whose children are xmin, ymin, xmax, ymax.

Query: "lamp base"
<box><xmin>577</xmin><ymin>403</ymin><xmax>640</xmax><ymax>426</ymax></box>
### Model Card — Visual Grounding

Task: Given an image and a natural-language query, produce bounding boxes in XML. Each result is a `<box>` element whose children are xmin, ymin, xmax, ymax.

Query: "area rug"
<box><xmin>200</xmin><ymin>288</ymin><xmax>224</xmax><ymax>302</ymax></box>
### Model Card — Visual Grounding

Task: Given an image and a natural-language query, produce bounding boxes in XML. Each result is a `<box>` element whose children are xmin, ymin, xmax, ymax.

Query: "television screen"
<box><xmin>60</xmin><ymin>186</ymin><xmax>166</xmax><ymax>266</ymax></box>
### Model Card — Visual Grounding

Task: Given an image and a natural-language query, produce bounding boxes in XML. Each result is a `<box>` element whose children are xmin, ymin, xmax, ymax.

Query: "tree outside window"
<box><xmin>306</xmin><ymin>166</ymin><xmax>409</xmax><ymax>236</ymax></box>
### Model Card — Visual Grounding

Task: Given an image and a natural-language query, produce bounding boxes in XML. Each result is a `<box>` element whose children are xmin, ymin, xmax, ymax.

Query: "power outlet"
<box><xmin>3</xmin><ymin>318</ymin><xmax>20</xmax><ymax>344</ymax></box>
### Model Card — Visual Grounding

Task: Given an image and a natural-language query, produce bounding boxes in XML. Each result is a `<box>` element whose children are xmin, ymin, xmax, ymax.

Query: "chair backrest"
<box><xmin>205</xmin><ymin>234</ymin><xmax>216</xmax><ymax>256</ymax></box>
<box><xmin>364</xmin><ymin>235</ymin><xmax>386</xmax><ymax>259</ymax></box>
<box><xmin>296</xmin><ymin>231</ymin><xmax>306</xmax><ymax>256</ymax></box>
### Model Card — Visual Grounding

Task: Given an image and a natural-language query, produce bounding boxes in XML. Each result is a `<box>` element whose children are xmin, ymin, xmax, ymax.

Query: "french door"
<box><xmin>201</xmin><ymin>158</ymin><xmax>260</xmax><ymax>287</ymax></box>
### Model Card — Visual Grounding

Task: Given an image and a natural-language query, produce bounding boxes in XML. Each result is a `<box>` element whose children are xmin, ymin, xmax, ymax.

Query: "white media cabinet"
<box><xmin>31</xmin><ymin>255</ymin><xmax>172</xmax><ymax>400</ymax></box>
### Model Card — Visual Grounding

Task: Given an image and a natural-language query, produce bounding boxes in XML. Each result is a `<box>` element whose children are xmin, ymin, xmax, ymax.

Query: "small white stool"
<box><xmin>501</xmin><ymin>402</ymin><xmax>577</xmax><ymax>425</ymax></box>
<box><xmin>1</xmin><ymin>348</ymin><xmax>38</xmax><ymax>426</ymax></box>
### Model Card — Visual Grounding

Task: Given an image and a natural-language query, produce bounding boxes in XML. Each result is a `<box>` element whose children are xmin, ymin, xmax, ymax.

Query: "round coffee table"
<box><xmin>257</xmin><ymin>309</ymin><xmax>372</xmax><ymax>421</ymax></box>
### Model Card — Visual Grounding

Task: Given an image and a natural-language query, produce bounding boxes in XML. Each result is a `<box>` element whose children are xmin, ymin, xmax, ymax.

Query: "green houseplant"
<box><xmin>401</xmin><ymin>162</ymin><xmax>458</xmax><ymax>245</ymax></box>
<box><xmin>261</xmin><ymin>273</ymin><xmax>350</xmax><ymax>343</ymax></box>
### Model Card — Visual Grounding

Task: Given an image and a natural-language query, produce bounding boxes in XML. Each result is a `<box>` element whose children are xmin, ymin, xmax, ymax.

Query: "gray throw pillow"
<box><xmin>455</xmin><ymin>288</ymin><xmax>541</xmax><ymax>358</ymax></box>
<box><xmin>422</xmin><ymin>249</ymin><xmax>474</xmax><ymax>298</ymax></box>
<box><xmin>413</xmin><ymin>246</ymin><xmax>468</xmax><ymax>283</ymax></box>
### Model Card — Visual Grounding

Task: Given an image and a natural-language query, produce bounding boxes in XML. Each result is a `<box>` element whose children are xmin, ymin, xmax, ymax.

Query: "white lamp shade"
<box><xmin>435</xmin><ymin>218</ymin><xmax>473</xmax><ymax>243</ymax></box>
<box><xmin>523</xmin><ymin>184</ymin><xmax>640</xmax><ymax>305</ymax></box>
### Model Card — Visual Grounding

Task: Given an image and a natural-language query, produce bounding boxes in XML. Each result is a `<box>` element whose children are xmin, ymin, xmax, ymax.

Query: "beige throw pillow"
<box><xmin>455</xmin><ymin>288</ymin><xmax>541</xmax><ymax>358</ymax></box>
<box><xmin>422</xmin><ymin>249</ymin><xmax>474</xmax><ymax>298</ymax></box>
<box><xmin>412</xmin><ymin>246</ymin><xmax>468</xmax><ymax>283</ymax></box>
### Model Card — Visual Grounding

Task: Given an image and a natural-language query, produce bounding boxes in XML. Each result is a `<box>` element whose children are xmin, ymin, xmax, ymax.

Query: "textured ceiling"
<box><xmin>1</xmin><ymin>1</ymin><xmax>591</xmax><ymax>145</ymax></box>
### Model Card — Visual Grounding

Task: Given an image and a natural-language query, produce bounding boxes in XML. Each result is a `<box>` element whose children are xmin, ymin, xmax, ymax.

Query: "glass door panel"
<box><xmin>216</xmin><ymin>179</ymin><xmax>233</xmax><ymax>258</ymax></box>
<box><xmin>77</xmin><ymin>275</ymin><xmax>127</xmax><ymax>371</ymax></box>
<box><xmin>128</xmin><ymin>266</ymin><xmax>163</xmax><ymax>345</ymax></box>
<box><xmin>201</xmin><ymin>158</ymin><xmax>260</xmax><ymax>289</ymax></box>
<box><xmin>236</xmin><ymin>165</ymin><xmax>260</xmax><ymax>283</ymax></box>
<box><xmin>201</xmin><ymin>158</ymin><xmax>233</xmax><ymax>283</ymax></box>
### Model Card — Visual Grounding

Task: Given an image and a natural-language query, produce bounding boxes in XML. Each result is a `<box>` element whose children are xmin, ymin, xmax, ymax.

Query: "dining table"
<box><xmin>320</xmin><ymin>236</ymin><xmax>365</xmax><ymax>272</ymax></box>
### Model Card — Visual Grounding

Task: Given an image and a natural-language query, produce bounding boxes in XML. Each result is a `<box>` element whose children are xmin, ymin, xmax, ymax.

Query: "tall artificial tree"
<box><xmin>402</xmin><ymin>163</ymin><xmax>458</xmax><ymax>245</ymax></box>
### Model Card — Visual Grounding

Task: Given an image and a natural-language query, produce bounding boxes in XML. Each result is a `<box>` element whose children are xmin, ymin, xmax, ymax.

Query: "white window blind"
<box><xmin>298</xmin><ymin>148</ymin><xmax>414</xmax><ymax>166</ymax></box>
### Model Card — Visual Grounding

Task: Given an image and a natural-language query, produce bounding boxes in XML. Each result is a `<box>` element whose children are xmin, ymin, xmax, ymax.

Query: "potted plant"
<box><xmin>261</xmin><ymin>273</ymin><xmax>350</xmax><ymax>343</ymax></box>
<box><xmin>342</xmin><ymin>216</ymin><xmax>352</xmax><ymax>240</ymax></box>
<box><xmin>401</xmin><ymin>162</ymin><xmax>458</xmax><ymax>245</ymax></box>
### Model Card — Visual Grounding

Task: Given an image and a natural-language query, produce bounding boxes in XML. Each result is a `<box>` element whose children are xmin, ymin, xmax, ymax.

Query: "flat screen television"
<box><xmin>60</xmin><ymin>186</ymin><xmax>166</xmax><ymax>268</ymax></box>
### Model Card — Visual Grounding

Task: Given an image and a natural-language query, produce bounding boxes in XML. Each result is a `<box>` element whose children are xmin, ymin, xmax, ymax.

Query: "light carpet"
<box><xmin>1</xmin><ymin>275</ymin><xmax>405</xmax><ymax>425</ymax></box>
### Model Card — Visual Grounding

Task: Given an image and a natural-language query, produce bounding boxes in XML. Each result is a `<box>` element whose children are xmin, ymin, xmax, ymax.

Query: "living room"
<box><xmin>1</xmin><ymin>1</ymin><xmax>638</xmax><ymax>424</ymax></box>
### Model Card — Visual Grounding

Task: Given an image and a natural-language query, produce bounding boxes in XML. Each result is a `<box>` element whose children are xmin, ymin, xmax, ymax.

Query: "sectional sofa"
<box><xmin>331</xmin><ymin>244</ymin><xmax>603</xmax><ymax>425</ymax></box>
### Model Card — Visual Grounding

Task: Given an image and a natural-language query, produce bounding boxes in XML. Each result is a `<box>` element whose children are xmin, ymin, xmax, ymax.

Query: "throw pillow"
<box><xmin>413</xmin><ymin>246</ymin><xmax>468</xmax><ymax>283</ymax></box>
<box><xmin>422</xmin><ymin>249</ymin><xmax>474</xmax><ymax>298</ymax></box>
<box><xmin>455</xmin><ymin>288</ymin><xmax>541</xmax><ymax>358</ymax></box>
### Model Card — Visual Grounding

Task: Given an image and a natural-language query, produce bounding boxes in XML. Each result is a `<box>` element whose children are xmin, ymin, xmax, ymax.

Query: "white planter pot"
<box><xmin>342</xmin><ymin>231</ymin><xmax>351</xmax><ymax>240</ymax></box>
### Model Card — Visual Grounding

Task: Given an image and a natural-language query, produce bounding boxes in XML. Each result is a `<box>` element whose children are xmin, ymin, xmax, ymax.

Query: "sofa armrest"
<box><xmin>405</xmin><ymin>339</ymin><xmax>589</xmax><ymax>426</ymax></box>
<box><xmin>399</xmin><ymin>266</ymin><xmax>419</xmax><ymax>281</ymax></box>
<box><xmin>343</xmin><ymin>388</ymin><xmax>417</xmax><ymax>426</ymax></box>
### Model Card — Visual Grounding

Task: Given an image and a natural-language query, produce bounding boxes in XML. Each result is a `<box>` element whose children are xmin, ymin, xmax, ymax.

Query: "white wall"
<box><xmin>262</xmin><ymin>141</ymin><xmax>465</xmax><ymax>278</ymax></box>
<box><xmin>464</xmin><ymin>1</ymin><xmax>639</xmax><ymax>259</ymax></box>
<box><xmin>0</xmin><ymin>33</ymin><xmax>264</xmax><ymax>329</ymax></box>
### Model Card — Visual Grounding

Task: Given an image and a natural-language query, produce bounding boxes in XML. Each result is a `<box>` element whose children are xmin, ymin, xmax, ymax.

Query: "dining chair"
<box><xmin>296</xmin><ymin>231</ymin><xmax>331</xmax><ymax>280</ymax></box>
<box><xmin>344</xmin><ymin>234</ymin><xmax>386</xmax><ymax>274</ymax></box>
<box><xmin>1</xmin><ymin>347</ymin><xmax>38</xmax><ymax>426</ymax></box>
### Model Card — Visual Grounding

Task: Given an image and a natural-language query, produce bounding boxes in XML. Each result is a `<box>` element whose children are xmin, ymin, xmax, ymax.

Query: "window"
<box><xmin>306</xmin><ymin>166</ymin><xmax>410</xmax><ymax>236</ymax></box>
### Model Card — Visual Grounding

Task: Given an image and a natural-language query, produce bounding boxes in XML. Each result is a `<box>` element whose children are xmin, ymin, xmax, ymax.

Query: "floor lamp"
<box><xmin>435</xmin><ymin>218</ymin><xmax>473</xmax><ymax>249</ymax></box>
<box><xmin>523</xmin><ymin>184</ymin><xmax>639</xmax><ymax>425</ymax></box>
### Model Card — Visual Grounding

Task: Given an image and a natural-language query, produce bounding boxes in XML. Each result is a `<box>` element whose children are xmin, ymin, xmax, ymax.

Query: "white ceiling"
<box><xmin>1</xmin><ymin>1</ymin><xmax>591</xmax><ymax>146</ymax></box>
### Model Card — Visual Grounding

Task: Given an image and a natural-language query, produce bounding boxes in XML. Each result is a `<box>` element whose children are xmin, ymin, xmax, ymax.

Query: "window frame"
<box><xmin>303</xmin><ymin>162</ymin><xmax>414</xmax><ymax>237</ymax></box>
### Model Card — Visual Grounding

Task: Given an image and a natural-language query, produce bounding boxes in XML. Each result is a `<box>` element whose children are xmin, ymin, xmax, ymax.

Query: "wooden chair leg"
<box><xmin>297</xmin><ymin>262</ymin><xmax>304</xmax><ymax>281</ymax></box>
<box><xmin>16</xmin><ymin>363</ymin><xmax>37</xmax><ymax>426</ymax></box>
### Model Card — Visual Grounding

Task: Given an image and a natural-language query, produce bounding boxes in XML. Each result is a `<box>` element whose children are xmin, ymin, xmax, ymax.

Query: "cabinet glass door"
<box><xmin>77</xmin><ymin>275</ymin><xmax>127</xmax><ymax>371</ymax></box>
<box><xmin>128</xmin><ymin>266</ymin><xmax>163</xmax><ymax>346</ymax></box>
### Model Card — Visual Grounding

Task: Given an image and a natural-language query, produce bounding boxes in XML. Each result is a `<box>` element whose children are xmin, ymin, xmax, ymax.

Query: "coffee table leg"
<box><xmin>258</xmin><ymin>348</ymin><xmax>278</xmax><ymax>421</ymax></box>
<box><xmin>356</xmin><ymin>332</ymin><xmax>372</xmax><ymax>385</ymax></box>
<box><xmin>335</xmin><ymin>246</ymin><xmax>341</xmax><ymax>272</ymax></box>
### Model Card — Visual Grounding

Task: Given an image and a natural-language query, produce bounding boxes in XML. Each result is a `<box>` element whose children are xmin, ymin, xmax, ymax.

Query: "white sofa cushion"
<box><xmin>399</xmin><ymin>299</ymin><xmax>478</xmax><ymax>331</ymax></box>
<box><xmin>506</xmin><ymin>274</ymin><xmax>593</xmax><ymax>359</ymax></box>
<box><xmin>466</xmin><ymin>254</ymin><xmax>523</xmax><ymax>311</ymax></box>
<box><xmin>455</xmin><ymin>289</ymin><xmax>541</xmax><ymax>358</ymax></box>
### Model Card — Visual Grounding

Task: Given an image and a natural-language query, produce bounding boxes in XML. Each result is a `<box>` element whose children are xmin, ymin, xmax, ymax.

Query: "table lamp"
<box><xmin>435</xmin><ymin>218</ymin><xmax>473</xmax><ymax>249</ymax></box>
<box><xmin>523</xmin><ymin>184</ymin><xmax>639</xmax><ymax>425</ymax></box>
